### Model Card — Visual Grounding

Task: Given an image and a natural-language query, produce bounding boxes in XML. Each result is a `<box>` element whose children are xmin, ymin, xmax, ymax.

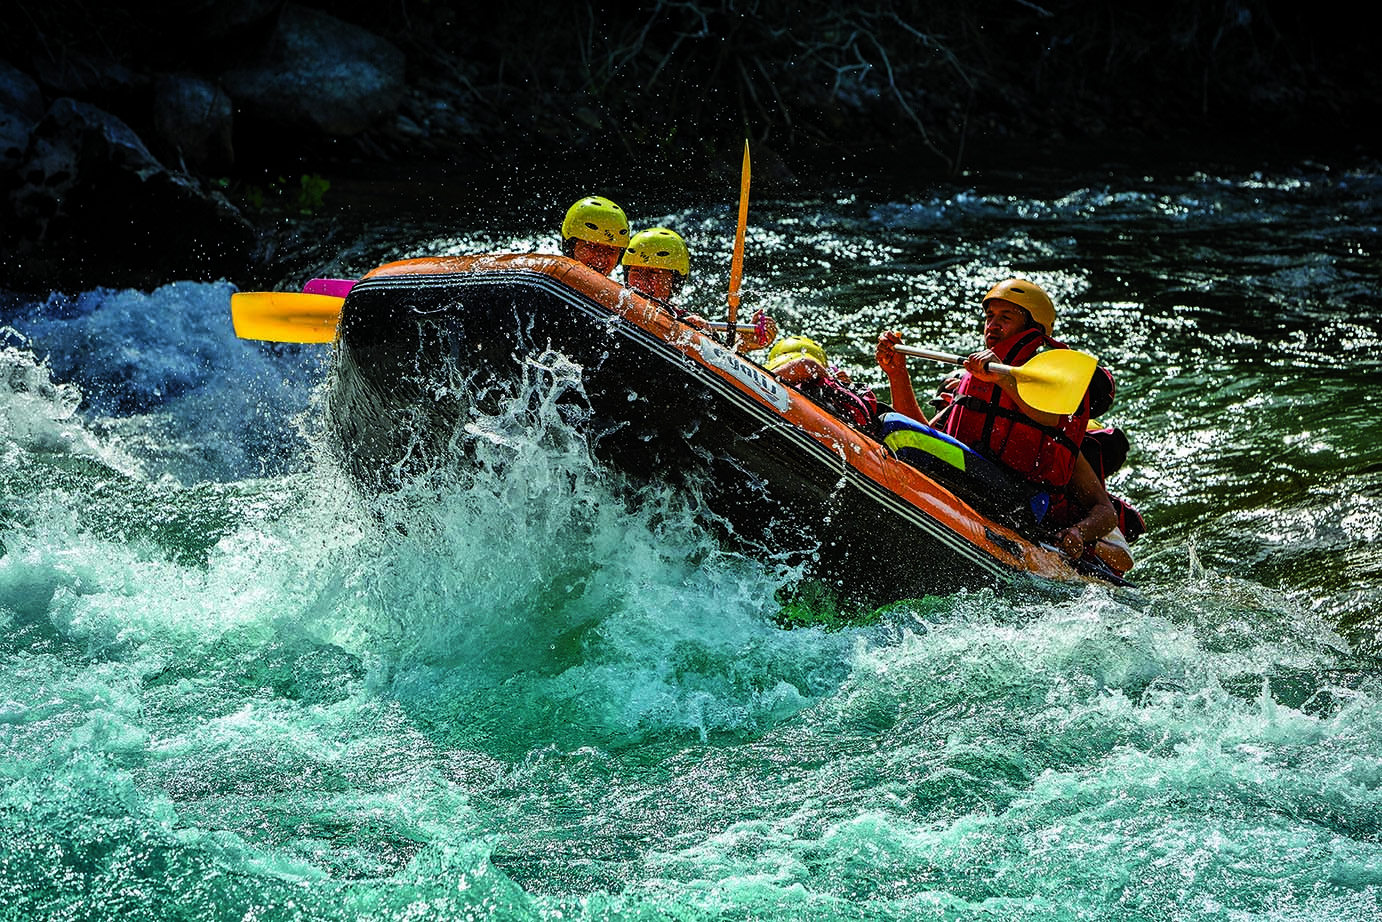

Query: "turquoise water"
<box><xmin>2</xmin><ymin>162</ymin><xmax>1381</xmax><ymax>920</ymax></box>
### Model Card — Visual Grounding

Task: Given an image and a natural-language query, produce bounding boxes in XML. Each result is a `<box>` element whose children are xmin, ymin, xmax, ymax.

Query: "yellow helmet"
<box><xmin>983</xmin><ymin>278</ymin><xmax>1055</xmax><ymax>336</ymax></box>
<box><xmin>622</xmin><ymin>227</ymin><xmax>690</xmax><ymax>277</ymax></box>
<box><xmin>767</xmin><ymin>336</ymin><xmax>828</xmax><ymax>370</ymax></box>
<box><xmin>561</xmin><ymin>196</ymin><xmax>631</xmax><ymax>248</ymax></box>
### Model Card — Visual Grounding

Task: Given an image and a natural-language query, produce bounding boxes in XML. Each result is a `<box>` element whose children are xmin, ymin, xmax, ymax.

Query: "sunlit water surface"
<box><xmin>2</xmin><ymin>161</ymin><xmax>1380</xmax><ymax>921</ymax></box>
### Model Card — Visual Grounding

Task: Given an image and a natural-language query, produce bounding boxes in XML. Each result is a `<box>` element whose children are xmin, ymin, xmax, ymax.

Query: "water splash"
<box><xmin>4</xmin><ymin>165</ymin><xmax>1382</xmax><ymax>921</ymax></box>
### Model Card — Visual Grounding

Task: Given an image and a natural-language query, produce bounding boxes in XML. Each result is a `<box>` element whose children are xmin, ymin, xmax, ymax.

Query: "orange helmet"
<box><xmin>983</xmin><ymin>278</ymin><xmax>1055</xmax><ymax>336</ymax></box>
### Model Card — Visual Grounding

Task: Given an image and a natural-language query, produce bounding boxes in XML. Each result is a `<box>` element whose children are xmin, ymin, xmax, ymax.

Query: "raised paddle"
<box><xmin>725</xmin><ymin>139</ymin><xmax>751</xmax><ymax>345</ymax></box>
<box><xmin>230</xmin><ymin>291</ymin><xmax>343</xmax><ymax>343</ymax></box>
<box><xmin>894</xmin><ymin>344</ymin><xmax>1099</xmax><ymax>416</ymax></box>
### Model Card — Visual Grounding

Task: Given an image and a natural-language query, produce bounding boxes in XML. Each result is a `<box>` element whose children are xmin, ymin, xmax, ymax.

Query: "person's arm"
<box><xmin>1093</xmin><ymin>527</ymin><xmax>1135</xmax><ymax>573</ymax></box>
<box><xmin>963</xmin><ymin>350</ymin><xmax>1062</xmax><ymax>427</ymax></box>
<box><xmin>876</xmin><ymin>331</ymin><xmax>929</xmax><ymax>423</ymax></box>
<box><xmin>1054</xmin><ymin>452</ymin><xmax>1118</xmax><ymax>557</ymax></box>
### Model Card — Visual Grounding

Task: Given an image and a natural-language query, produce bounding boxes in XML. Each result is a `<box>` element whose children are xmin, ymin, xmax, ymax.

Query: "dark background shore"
<box><xmin>2</xmin><ymin>0</ymin><xmax>1377</xmax><ymax>292</ymax></box>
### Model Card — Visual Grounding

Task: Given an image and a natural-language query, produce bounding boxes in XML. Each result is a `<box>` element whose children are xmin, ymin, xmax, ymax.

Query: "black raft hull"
<box><xmin>326</xmin><ymin>253</ymin><xmax>1101</xmax><ymax>608</ymax></box>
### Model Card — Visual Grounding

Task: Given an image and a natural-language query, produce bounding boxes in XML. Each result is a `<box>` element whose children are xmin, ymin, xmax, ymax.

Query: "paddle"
<box><xmin>229</xmin><ymin>278</ymin><xmax>358</xmax><ymax>342</ymax></box>
<box><xmin>304</xmin><ymin>277</ymin><xmax>356</xmax><ymax>297</ymax></box>
<box><xmin>230</xmin><ymin>291</ymin><xmax>343</xmax><ymax>343</ymax></box>
<box><xmin>725</xmin><ymin>139</ymin><xmax>750</xmax><ymax>345</ymax></box>
<box><xmin>894</xmin><ymin>344</ymin><xmax>1099</xmax><ymax>416</ymax></box>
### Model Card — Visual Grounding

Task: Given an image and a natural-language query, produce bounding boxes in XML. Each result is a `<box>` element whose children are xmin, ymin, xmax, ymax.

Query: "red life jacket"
<box><xmin>810</xmin><ymin>375</ymin><xmax>879</xmax><ymax>430</ymax></box>
<box><xmin>935</xmin><ymin>329</ymin><xmax>1089</xmax><ymax>493</ymax></box>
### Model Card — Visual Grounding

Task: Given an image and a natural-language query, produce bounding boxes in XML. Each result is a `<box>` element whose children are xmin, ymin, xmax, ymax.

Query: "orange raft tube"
<box><xmin>326</xmin><ymin>253</ymin><xmax>1118</xmax><ymax>608</ymax></box>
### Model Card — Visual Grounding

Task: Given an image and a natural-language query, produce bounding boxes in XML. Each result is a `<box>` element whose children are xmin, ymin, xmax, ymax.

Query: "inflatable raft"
<box><xmin>326</xmin><ymin>253</ymin><xmax>1124</xmax><ymax>608</ymax></box>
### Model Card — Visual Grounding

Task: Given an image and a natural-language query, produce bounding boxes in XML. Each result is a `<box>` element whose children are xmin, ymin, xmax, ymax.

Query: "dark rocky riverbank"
<box><xmin>3</xmin><ymin>1</ymin><xmax>1377</xmax><ymax>293</ymax></box>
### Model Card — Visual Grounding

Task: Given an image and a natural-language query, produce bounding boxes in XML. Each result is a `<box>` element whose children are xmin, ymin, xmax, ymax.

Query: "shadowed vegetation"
<box><xmin>319</xmin><ymin>0</ymin><xmax>1375</xmax><ymax>177</ymax></box>
<box><xmin>2</xmin><ymin>0</ymin><xmax>1373</xmax><ymax>182</ymax></box>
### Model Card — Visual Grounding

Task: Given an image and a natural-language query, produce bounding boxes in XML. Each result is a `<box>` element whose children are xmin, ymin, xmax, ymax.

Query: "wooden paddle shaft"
<box><xmin>893</xmin><ymin>344</ymin><xmax>1017</xmax><ymax>376</ymax></box>
<box><xmin>726</xmin><ymin>140</ymin><xmax>751</xmax><ymax>335</ymax></box>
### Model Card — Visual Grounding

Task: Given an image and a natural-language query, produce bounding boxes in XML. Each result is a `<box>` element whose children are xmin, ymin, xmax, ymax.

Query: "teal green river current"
<box><xmin>2</xmin><ymin>161</ymin><xmax>1380</xmax><ymax>920</ymax></box>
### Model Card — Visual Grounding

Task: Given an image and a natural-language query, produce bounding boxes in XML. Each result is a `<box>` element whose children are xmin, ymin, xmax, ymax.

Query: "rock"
<box><xmin>1</xmin><ymin>60</ymin><xmax>43</xmax><ymax>175</ymax></box>
<box><xmin>181</xmin><ymin>0</ymin><xmax>284</xmax><ymax>43</ymax></box>
<box><xmin>4</xmin><ymin>98</ymin><xmax>256</xmax><ymax>291</ymax></box>
<box><xmin>219</xmin><ymin>3</ymin><xmax>406</xmax><ymax>136</ymax></box>
<box><xmin>150</xmin><ymin>0</ymin><xmax>283</xmax><ymax>74</ymax></box>
<box><xmin>31</xmin><ymin>51</ymin><xmax>148</xmax><ymax>107</ymax></box>
<box><xmin>154</xmin><ymin>74</ymin><xmax>235</xmax><ymax>172</ymax></box>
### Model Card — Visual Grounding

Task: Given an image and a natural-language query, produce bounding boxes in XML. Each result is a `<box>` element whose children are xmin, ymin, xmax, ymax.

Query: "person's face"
<box><xmin>983</xmin><ymin>299</ymin><xmax>1035</xmax><ymax>347</ymax></box>
<box><xmin>626</xmin><ymin>265</ymin><xmax>677</xmax><ymax>301</ymax></box>
<box><xmin>572</xmin><ymin>239</ymin><xmax>624</xmax><ymax>275</ymax></box>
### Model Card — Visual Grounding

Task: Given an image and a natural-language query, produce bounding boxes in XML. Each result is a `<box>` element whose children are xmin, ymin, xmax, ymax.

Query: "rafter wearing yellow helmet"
<box><xmin>621</xmin><ymin>226</ymin><xmax>779</xmax><ymax>355</ymax></box>
<box><xmin>622</xmin><ymin>227</ymin><xmax>690</xmax><ymax>303</ymax></box>
<box><xmin>765</xmin><ymin>334</ymin><xmax>886</xmax><ymax>437</ymax></box>
<box><xmin>561</xmin><ymin>196</ymin><xmax>630</xmax><ymax>275</ymax></box>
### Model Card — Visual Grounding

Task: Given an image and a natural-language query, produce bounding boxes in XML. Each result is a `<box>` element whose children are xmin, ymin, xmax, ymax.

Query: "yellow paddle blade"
<box><xmin>1010</xmin><ymin>348</ymin><xmax>1099</xmax><ymax>415</ymax></box>
<box><xmin>230</xmin><ymin>291</ymin><xmax>343</xmax><ymax>343</ymax></box>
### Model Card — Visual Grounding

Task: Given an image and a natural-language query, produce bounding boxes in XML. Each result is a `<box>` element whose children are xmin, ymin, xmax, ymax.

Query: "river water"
<box><xmin>2</xmin><ymin>159</ymin><xmax>1380</xmax><ymax>920</ymax></box>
